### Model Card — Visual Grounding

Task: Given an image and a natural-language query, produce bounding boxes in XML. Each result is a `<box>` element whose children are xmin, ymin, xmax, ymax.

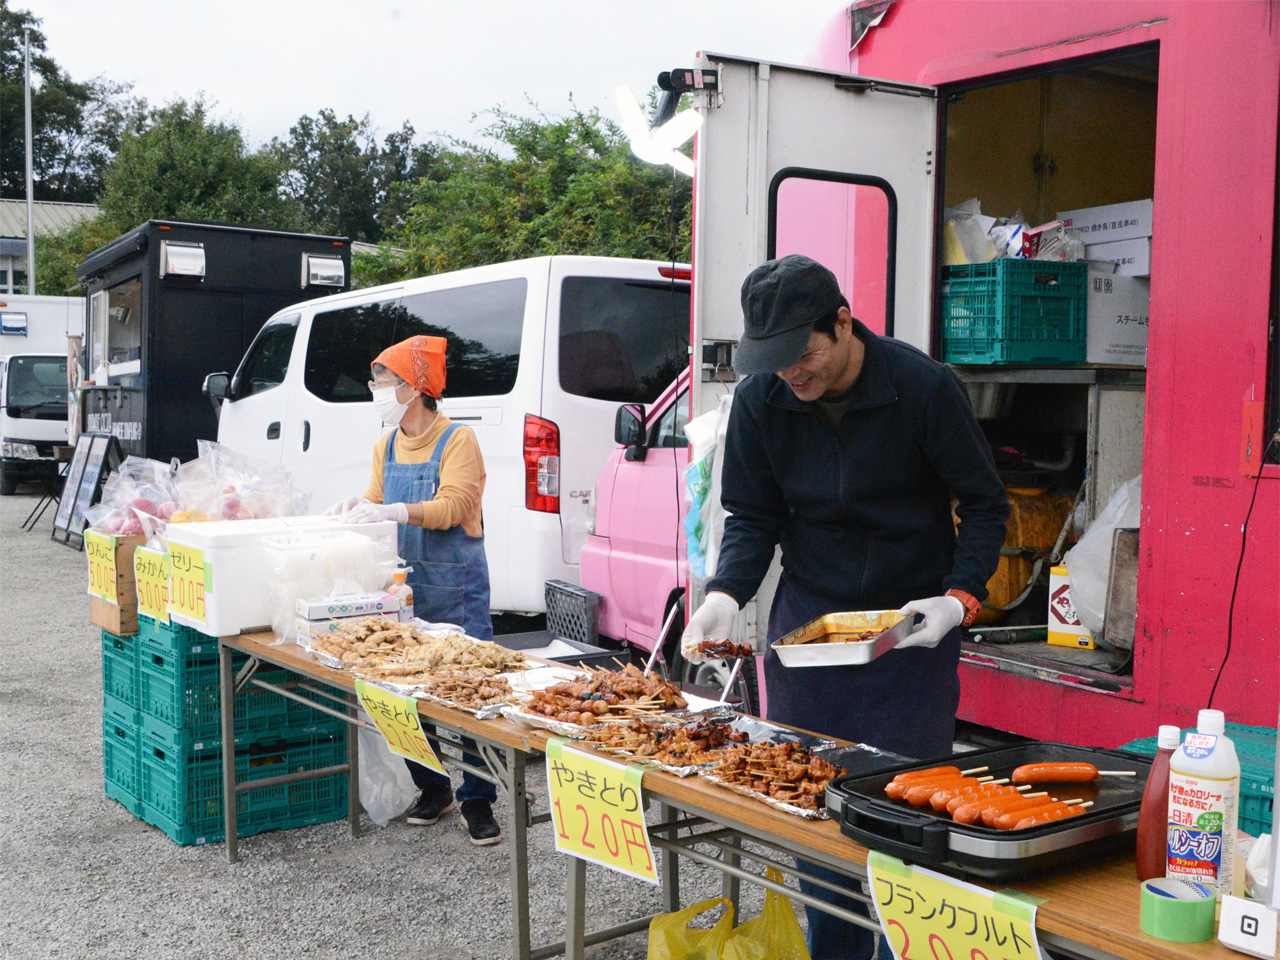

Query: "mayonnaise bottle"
<box><xmin>1166</xmin><ymin>709</ymin><xmax>1240</xmax><ymax>901</ymax></box>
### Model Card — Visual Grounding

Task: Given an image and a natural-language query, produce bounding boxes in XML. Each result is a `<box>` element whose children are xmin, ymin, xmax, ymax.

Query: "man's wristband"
<box><xmin>946</xmin><ymin>589</ymin><xmax>982</xmax><ymax>627</ymax></box>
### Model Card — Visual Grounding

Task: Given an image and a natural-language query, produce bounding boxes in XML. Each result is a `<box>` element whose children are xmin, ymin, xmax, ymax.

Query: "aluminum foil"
<box><xmin>730</xmin><ymin>715</ymin><xmax>838</xmax><ymax>752</ymax></box>
<box><xmin>412</xmin><ymin>689</ymin><xmax>512</xmax><ymax>719</ymax></box>
<box><xmin>699</xmin><ymin>772</ymin><xmax>830</xmax><ymax>820</ymax></box>
<box><xmin>499</xmin><ymin>704</ymin><xmax>593</xmax><ymax>738</ymax></box>
<box><xmin>298</xmin><ymin>636</ymin><xmax>351</xmax><ymax>670</ymax></box>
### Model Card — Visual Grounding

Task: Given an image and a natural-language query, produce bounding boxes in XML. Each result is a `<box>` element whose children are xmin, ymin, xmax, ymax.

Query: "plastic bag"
<box><xmin>647</xmin><ymin>898</ymin><xmax>734</xmax><ymax>960</ymax></box>
<box><xmin>684</xmin><ymin>395</ymin><xmax>732</xmax><ymax>578</ymax></box>
<box><xmin>1063</xmin><ymin>474</ymin><xmax>1141</xmax><ymax>639</ymax></box>
<box><xmin>941</xmin><ymin>198</ymin><xmax>996</xmax><ymax>266</ymax></box>
<box><xmin>1245</xmin><ymin>833</ymin><xmax>1272</xmax><ymax>902</ymax></box>
<box><xmin>720</xmin><ymin>868</ymin><xmax>812</xmax><ymax>960</ymax></box>
<box><xmin>357</xmin><ymin>719</ymin><xmax>419</xmax><ymax>825</ymax></box>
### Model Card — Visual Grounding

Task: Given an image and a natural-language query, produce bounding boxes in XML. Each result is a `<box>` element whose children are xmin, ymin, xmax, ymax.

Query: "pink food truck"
<box><xmin>579</xmin><ymin>0</ymin><xmax>1279</xmax><ymax>744</ymax></box>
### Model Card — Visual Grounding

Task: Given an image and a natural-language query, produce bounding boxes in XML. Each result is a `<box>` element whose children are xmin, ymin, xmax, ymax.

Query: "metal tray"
<box><xmin>826</xmin><ymin>742</ymin><xmax>1153</xmax><ymax>879</ymax></box>
<box><xmin>772</xmin><ymin>610</ymin><xmax>914</xmax><ymax>667</ymax></box>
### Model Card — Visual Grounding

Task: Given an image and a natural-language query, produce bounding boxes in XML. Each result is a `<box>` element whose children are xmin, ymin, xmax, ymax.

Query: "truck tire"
<box><xmin>0</xmin><ymin>471</ymin><xmax>16</xmax><ymax>496</ymax></box>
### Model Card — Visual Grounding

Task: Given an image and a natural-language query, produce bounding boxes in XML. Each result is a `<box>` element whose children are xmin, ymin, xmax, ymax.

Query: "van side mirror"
<box><xmin>203</xmin><ymin>372</ymin><xmax>230</xmax><ymax>412</ymax></box>
<box><xmin>615</xmin><ymin>403</ymin><xmax>648</xmax><ymax>461</ymax></box>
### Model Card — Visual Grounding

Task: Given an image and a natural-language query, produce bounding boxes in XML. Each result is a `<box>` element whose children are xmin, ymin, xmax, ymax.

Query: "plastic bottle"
<box><xmin>388</xmin><ymin>566</ymin><xmax>414</xmax><ymax>621</ymax></box>
<box><xmin>1166</xmin><ymin>709</ymin><xmax>1240</xmax><ymax>900</ymax></box>
<box><xmin>1136</xmin><ymin>724</ymin><xmax>1180</xmax><ymax>880</ymax></box>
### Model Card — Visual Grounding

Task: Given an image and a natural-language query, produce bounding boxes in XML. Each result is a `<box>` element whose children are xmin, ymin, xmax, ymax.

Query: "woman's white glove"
<box><xmin>343</xmin><ymin>501</ymin><xmax>410</xmax><ymax>525</ymax></box>
<box><xmin>895</xmin><ymin>595</ymin><xmax>965</xmax><ymax>650</ymax></box>
<box><xmin>322</xmin><ymin>495</ymin><xmax>363</xmax><ymax>517</ymax></box>
<box><xmin>680</xmin><ymin>592</ymin><xmax>739</xmax><ymax>664</ymax></box>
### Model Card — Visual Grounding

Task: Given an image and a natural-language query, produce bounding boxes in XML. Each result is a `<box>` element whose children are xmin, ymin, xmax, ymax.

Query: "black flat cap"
<box><xmin>736</xmin><ymin>255</ymin><xmax>842</xmax><ymax>374</ymax></box>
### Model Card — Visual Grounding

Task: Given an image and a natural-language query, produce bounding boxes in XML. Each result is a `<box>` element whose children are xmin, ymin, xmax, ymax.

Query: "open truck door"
<box><xmin>685</xmin><ymin>54</ymin><xmax>939</xmax><ymax>660</ymax></box>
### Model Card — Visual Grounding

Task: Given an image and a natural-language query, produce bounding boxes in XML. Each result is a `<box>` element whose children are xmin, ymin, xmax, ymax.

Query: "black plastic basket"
<box><xmin>545</xmin><ymin>580</ymin><xmax>600</xmax><ymax>646</ymax></box>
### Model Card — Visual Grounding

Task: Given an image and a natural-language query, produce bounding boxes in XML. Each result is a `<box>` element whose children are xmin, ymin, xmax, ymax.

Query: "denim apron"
<box><xmin>384</xmin><ymin>424</ymin><xmax>492</xmax><ymax>641</ymax></box>
<box><xmin>384</xmin><ymin>424</ymin><xmax>496</xmax><ymax>803</ymax></box>
<box><xmin>765</xmin><ymin>573</ymin><xmax>961</xmax><ymax>960</ymax></box>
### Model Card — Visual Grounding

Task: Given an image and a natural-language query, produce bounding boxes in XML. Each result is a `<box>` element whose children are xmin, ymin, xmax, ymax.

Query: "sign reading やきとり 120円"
<box><xmin>546</xmin><ymin>738</ymin><xmax>658</xmax><ymax>885</ymax></box>
<box><xmin>85</xmin><ymin>529</ymin><xmax>118</xmax><ymax>603</ymax></box>
<box><xmin>867</xmin><ymin>850</ymin><xmax>1043</xmax><ymax>960</ymax></box>
<box><xmin>355</xmin><ymin>681</ymin><xmax>445</xmax><ymax>775</ymax></box>
<box><xmin>167</xmin><ymin>543</ymin><xmax>208</xmax><ymax>623</ymax></box>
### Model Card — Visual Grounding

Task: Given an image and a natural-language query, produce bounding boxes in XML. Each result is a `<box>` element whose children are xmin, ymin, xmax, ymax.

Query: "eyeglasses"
<box><xmin>368</xmin><ymin>378</ymin><xmax>406</xmax><ymax>393</ymax></box>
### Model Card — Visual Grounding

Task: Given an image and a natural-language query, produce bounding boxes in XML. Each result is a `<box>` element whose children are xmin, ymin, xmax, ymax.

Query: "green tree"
<box><xmin>33</xmin><ymin>215</ymin><xmax>117</xmax><ymax>294</ymax></box>
<box><xmin>271</xmin><ymin>109</ymin><xmax>444</xmax><ymax>242</ymax></box>
<box><xmin>97</xmin><ymin>97</ymin><xmax>296</xmax><ymax>233</ymax></box>
<box><xmin>358</xmin><ymin>101</ymin><xmax>690</xmax><ymax>287</ymax></box>
<box><xmin>0</xmin><ymin>3</ymin><xmax>143</xmax><ymax>202</ymax></box>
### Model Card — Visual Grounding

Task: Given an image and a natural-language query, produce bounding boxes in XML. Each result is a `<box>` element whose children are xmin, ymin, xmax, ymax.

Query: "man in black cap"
<box><xmin>681</xmin><ymin>254</ymin><xmax>1008</xmax><ymax>960</ymax></box>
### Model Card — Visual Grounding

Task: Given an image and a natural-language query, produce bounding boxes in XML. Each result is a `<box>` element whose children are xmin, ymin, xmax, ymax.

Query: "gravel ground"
<box><xmin>0</xmin><ymin>492</ymin><xmax>775</xmax><ymax>960</ymax></box>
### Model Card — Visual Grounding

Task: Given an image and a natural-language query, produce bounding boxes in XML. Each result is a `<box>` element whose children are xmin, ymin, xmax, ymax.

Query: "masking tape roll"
<box><xmin>1139</xmin><ymin>878</ymin><xmax>1216</xmax><ymax>943</ymax></box>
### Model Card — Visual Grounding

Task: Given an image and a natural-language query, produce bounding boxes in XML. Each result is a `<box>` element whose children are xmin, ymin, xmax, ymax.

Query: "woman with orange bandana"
<box><xmin>325</xmin><ymin>334</ymin><xmax>500</xmax><ymax>845</ymax></box>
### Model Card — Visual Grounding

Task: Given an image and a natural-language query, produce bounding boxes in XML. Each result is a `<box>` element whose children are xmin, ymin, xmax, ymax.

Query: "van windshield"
<box><xmin>5</xmin><ymin>356</ymin><xmax>66</xmax><ymax>419</ymax></box>
<box><xmin>559</xmin><ymin>277</ymin><xmax>690</xmax><ymax>404</ymax></box>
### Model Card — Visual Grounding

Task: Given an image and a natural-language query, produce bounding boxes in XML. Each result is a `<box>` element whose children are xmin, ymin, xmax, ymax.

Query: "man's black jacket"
<box><xmin>707</xmin><ymin>318</ymin><xmax>1010</xmax><ymax>612</ymax></box>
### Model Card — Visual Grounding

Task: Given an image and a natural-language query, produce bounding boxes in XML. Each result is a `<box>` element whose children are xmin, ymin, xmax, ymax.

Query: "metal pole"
<box><xmin>23</xmin><ymin>28</ymin><xmax>35</xmax><ymax>294</ymax></box>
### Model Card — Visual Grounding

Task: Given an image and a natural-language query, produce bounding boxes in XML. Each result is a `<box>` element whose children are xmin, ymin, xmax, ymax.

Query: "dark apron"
<box><xmin>383</xmin><ymin>425</ymin><xmax>492</xmax><ymax>641</ymax></box>
<box><xmin>763</xmin><ymin>573</ymin><xmax>960</xmax><ymax>762</ymax></box>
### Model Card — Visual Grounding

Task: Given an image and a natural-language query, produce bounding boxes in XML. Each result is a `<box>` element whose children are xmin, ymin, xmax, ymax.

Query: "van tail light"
<box><xmin>658</xmin><ymin>265</ymin><xmax>692</xmax><ymax>281</ymax></box>
<box><xmin>523</xmin><ymin>414</ymin><xmax>560</xmax><ymax>513</ymax></box>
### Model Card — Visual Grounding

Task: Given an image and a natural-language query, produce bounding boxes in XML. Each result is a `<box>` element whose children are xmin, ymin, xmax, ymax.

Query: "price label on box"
<box><xmin>867</xmin><ymin>851</ymin><xmax>1043</xmax><ymax>960</ymax></box>
<box><xmin>134</xmin><ymin>546</ymin><xmax>170</xmax><ymax>624</ymax></box>
<box><xmin>168</xmin><ymin>543</ymin><xmax>209</xmax><ymax>624</ymax></box>
<box><xmin>85</xmin><ymin>530</ymin><xmax>118</xmax><ymax>604</ymax></box>
<box><xmin>355</xmin><ymin>681</ymin><xmax>445</xmax><ymax>775</ymax></box>
<box><xmin>546</xmin><ymin>738</ymin><xmax>657</xmax><ymax>885</ymax></box>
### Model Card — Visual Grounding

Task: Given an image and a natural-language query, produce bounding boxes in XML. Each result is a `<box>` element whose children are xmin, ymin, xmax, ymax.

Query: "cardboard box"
<box><xmin>86</xmin><ymin>531</ymin><xmax>146</xmax><ymax>607</ymax></box>
<box><xmin>296</xmin><ymin>592</ymin><xmax>402</xmax><ymax>619</ymax></box>
<box><xmin>1047</xmin><ymin>565</ymin><xmax>1094</xmax><ymax>649</ymax></box>
<box><xmin>1087</xmin><ymin>274</ymin><xmax>1150</xmax><ymax>366</ymax></box>
<box><xmin>1085</xmin><ymin>237</ymin><xmax>1151</xmax><ymax>277</ymax></box>
<box><xmin>1058</xmin><ymin>199</ymin><xmax>1153</xmax><ymax>244</ymax></box>
<box><xmin>91</xmin><ymin>593</ymin><xmax>139</xmax><ymax>636</ymax></box>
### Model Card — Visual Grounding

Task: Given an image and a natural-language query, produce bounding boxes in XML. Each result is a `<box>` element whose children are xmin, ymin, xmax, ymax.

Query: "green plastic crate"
<box><xmin>138</xmin><ymin>616</ymin><xmax>219</xmax><ymax>662</ymax></box>
<box><xmin>101</xmin><ymin>629</ymin><xmax>141</xmax><ymax>707</ymax></box>
<box><xmin>1120</xmin><ymin>723</ymin><xmax>1274</xmax><ymax>837</ymax></box>
<box><xmin>941</xmin><ymin>259</ymin><xmax>1087</xmax><ymax>365</ymax></box>
<box><xmin>138</xmin><ymin>732</ymin><xmax>348</xmax><ymax>846</ymax></box>
<box><xmin>103</xmin><ymin>714</ymin><xmax>142</xmax><ymax>817</ymax></box>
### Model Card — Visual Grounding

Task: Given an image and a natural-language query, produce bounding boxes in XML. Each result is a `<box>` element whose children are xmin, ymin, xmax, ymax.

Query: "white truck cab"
<box><xmin>206</xmin><ymin>255</ymin><xmax>690</xmax><ymax>616</ymax></box>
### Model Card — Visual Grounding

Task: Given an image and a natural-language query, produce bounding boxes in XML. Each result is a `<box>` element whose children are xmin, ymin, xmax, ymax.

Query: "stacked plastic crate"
<box><xmin>102</xmin><ymin>615</ymin><xmax>350</xmax><ymax>845</ymax></box>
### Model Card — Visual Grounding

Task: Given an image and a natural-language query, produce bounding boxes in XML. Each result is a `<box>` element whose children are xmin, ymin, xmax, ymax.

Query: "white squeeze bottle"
<box><xmin>1166</xmin><ymin>708</ymin><xmax>1240</xmax><ymax>901</ymax></box>
<box><xmin>389</xmin><ymin>566</ymin><xmax>414</xmax><ymax>621</ymax></box>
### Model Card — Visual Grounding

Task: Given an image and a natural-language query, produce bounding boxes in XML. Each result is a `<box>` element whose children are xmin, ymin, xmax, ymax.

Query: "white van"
<box><xmin>205</xmin><ymin>255</ymin><xmax>690</xmax><ymax>615</ymax></box>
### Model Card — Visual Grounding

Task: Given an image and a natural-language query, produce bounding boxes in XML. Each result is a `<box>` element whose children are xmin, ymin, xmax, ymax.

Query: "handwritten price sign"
<box><xmin>168</xmin><ymin>543</ymin><xmax>209</xmax><ymax>624</ymax></box>
<box><xmin>546</xmin><ymin>738</ymin><xmax>657</xmax><ymax>885</ymax></box>
<box><xmin>355</xmin><ymin>681</ymin><xmax>445</xmax><ymax>775</ymax></box>
<box><xmin>867</xmin><ymin>851</ymin><xmax>1043</xmax><ymax>960</ymax></box>
<box><xmin>85</xmin><ymin>530</ymin><xmax>118</xmax><ymax>604</ymax></box>
<box><xmin>134</xmin><ymin>546</ymin><xmax>169</xmax><ymax>624</ymax></box>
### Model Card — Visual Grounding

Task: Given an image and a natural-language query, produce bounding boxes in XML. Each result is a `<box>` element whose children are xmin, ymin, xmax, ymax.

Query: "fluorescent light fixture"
<box><xmin>302</xmin><ymin>254</ymin><xmax>345</xmax><ymax>288</ymax></box>
<box><xmin>1</xmin><ymin>311</ymin><xmax>28</xmax><ymax>336</ymax></box>
<box><xmin>616</xmin><ymin>85</ymin><xmax>702</xmax><ymax>177</ymax></box>
<box><xmin>160</xmin><ymin>241</ymin><xmax>206</xmax><ymax>278</ymax></box>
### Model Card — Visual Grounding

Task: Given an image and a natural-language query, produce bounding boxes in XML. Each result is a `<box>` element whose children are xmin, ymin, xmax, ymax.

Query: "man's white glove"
<box><xmin>895</xmin><ymin>595</ymin><xmax>965</xmax><ymax>650</ymax></box>
<box><xmin>680</xmin><ymin>592</ymin><xmax>739</xmax><ymax>664</ymax></box>
<box><xmin>343</xmin><ymin>501</ymin><xmax>410</xmax><ymax>525</ymax></box>
<box><xmin>322</xmin><ymin>495</ymin><xmax>363</xmax><ymax>517</ymax></box>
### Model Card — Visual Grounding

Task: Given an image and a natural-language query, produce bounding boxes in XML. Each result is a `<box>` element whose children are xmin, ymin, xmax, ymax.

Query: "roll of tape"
<box><xmin>1139</xmin><ymin>878</ymin><xmax>1216</xmax><ymax>943</ymax></box>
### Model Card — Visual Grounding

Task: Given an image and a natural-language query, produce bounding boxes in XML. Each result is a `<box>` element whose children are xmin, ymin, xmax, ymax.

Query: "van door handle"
<box><xmin>266</xmin><ymin>421</ymin><xmax>280</xmax><ymax>439</ymax></box>
<box><xmin>302</xmin><ymin>420</ymin><xmax>311</xmax><ymax>452</ymax></box>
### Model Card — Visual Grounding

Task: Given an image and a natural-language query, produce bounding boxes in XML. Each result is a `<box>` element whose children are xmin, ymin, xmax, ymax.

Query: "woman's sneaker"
<box><xmin>405</xmin><ymin>782</ymin><xmax>457</xmax><ymax>825</ymax></box>
<box><xmin>461</xmin><ymin>799</ymin><xmax>502</xmax><ymax>845</ymax></box>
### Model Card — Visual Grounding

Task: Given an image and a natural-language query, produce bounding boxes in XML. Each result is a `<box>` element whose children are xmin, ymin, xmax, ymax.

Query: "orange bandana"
<box><xmin>373</xmin><ymin>335</ymin><xmax>447</xmax><ymax>399</ymax></box>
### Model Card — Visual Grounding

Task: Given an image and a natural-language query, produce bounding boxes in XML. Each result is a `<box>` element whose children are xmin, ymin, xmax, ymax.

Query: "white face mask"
<box><xmin>372</xmin><ymin>384</ymin><xmax>412</xmax><ymax>425</ymax></box>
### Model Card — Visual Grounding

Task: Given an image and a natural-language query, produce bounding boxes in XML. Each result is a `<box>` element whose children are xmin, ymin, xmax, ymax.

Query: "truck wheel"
<box><xmin>0</xmin><ymin>472</ymin><xmax>16</xmax><ymax>496</ymax></box>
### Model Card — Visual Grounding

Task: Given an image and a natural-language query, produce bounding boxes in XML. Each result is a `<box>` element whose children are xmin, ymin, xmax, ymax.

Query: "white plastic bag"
<box><xmin>683</xmin><ymin>395</ymin><xmax>732</xmax><ymax>578</ymax></box>
<box><xmin>357</xmin><ymin>719</ymin><xmax>420</xmax><ymax>826</ymax></box>
<box><xmin>1245</xmin><ymin>833</ymin><xmax>1273</xmax><ymax>902</ymax></box>
<box><xmin>1064</xmin><ymin>475</ymin><xmax>1141</xmax><ymax>638</ymax></box>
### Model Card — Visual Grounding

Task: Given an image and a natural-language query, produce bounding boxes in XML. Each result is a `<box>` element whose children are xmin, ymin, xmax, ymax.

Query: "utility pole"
<box><xmin>24</xmin><ymin>27</ymin><xmax>36</xmax><ymax>294</ymax></box>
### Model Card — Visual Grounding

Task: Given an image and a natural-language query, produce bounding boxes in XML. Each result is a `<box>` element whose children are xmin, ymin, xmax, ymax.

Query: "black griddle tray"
<box><xmin>826</xmin><ymin>742</ymin><xmax>1153</xmax><ymax>880</ymax></box>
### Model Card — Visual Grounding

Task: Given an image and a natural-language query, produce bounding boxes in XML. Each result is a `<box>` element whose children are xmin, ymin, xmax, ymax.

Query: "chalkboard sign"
<box><xmin>51</xmin><ymin>433</ymin><xmax>122</xmax><ymax>549</ymax></box>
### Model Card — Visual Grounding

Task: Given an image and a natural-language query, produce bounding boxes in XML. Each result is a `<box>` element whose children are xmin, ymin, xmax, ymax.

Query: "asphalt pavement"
<box><xmin>0</xmin><ymin>492</ymin><xmax>774</xmax><ymax>960</ymax></box>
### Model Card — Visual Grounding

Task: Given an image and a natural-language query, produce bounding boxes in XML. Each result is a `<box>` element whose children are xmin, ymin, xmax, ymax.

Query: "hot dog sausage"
<box><xmin>1013</xmin><ymin>806</ymin><xmax>1087</xmax><ymax>830</ymax></box>
<box><xmin>954</xmin><ymin>792</ymin><xmax>1041</xmax><ymax>825</ymax></box>
<box><xmin>1011</xmin><ymin>762</ymin><xmax>1098</xmax><ymax>784</ymax></box>
<box><xmin>930</xmin><ymin>782</ymin><xmax>1010</xmax><ymax>813</ymax></box>
<box><xmin>978</xmin><ymin>794</ymin><xmax>1052</xmax><ymax>826</ymax></box>
<box><xmin>889</xmin><ymin>765</ymin><xmax>961</xmax><ymax>784</ymax></box>
<box><xmin>994</xmin><ymin>801</ymin><xmax>1074</xmax><ymax>829</ymax></box>
<box><xmin>885</xmin><ymin>774</ymin><xmax>969</xmax><ymax>800</ymax></box>
<box><xmin>904</xmin><ymin>777</ymin><xmax>986</xmax><ymax>806</ymax></box>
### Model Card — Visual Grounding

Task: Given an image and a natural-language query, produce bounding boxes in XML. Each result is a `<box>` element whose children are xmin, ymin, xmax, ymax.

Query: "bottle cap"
<box><xmin>1157</xmin><ymin>725</ymin><xmax>1181</xmax><ymax>750</ymax></box>
<box><xmin>1196</xmin><ymin>709</ymin><xmax>1225</xmax><ymax>735</ymax></box>
<box><xmin>393</xmin><ymin>568</ymin><xmax>407</xmax><ymax>581</ymax></box>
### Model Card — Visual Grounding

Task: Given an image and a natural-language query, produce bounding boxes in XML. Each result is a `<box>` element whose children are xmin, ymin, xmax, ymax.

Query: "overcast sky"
<box><xmin>31</xmin><ymin>1</ymin><xmax>846</xmax><ymax>149</ymax></box>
